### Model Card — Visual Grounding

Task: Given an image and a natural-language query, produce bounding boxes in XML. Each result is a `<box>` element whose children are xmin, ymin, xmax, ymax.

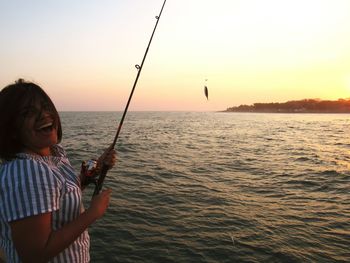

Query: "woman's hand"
<box><xmin>98</xmin><ymin>145</ymin><xmax>117</xmax><ymax>170</ymax></box>
<box><xmin>80</xmin><ymin>146</ymin><xmax>116</xmax><ymax>189</ymax></box>
<box><xmin>88</xmin><ymin>188</ymin><xmax>112</xmax><ymax>220</ymax></box>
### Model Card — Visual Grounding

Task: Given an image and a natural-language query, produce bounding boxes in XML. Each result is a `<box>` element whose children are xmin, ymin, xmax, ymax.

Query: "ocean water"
<box><xmin>60</xmin><ymin>112</ymin><xmax>350</xmax><ymax>263</ymax></box>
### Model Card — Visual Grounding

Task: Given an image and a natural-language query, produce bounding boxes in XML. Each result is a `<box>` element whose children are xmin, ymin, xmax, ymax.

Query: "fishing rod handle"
<box><xmin>92</xmin><ymin>164</ymin><xmax>110</xmax><ymax>196</ymax></box>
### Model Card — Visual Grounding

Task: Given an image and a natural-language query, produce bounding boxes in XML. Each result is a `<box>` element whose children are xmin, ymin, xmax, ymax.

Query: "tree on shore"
<box><xmin>225</xmin><ymin>99</ymin><xmax>350</xmax><ymax>113</ymax></box>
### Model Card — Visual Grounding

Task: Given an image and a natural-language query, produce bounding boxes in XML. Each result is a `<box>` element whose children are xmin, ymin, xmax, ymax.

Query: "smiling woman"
<box><xmin>0</xmin><ymin>79</ymin><xmax>116</xmax><ymax>262</ymax></box>
<box><xmin>0</xmin><ymin>79</ymin><xmax>62</xmax><ymax>159</ymax></box>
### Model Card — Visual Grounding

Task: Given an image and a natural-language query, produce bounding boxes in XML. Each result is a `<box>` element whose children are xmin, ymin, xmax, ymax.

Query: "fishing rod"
<box><xmin>92</xmin><ymin>0</ymin><xmax>167</xmax><ymax>196</ymax></box>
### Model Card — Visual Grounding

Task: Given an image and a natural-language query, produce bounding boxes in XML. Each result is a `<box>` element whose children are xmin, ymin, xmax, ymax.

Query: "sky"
<box><xmin>1</xmin><ymin>0</ymin><xmax>350</xmax><ymax>111</ymax></box>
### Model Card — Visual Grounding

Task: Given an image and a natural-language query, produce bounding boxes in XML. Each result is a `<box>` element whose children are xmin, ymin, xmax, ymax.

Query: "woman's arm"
<box><xmin>10</xmin><ymin>189</ymin><xmax>111</xmax><ymax>263</ymax></box>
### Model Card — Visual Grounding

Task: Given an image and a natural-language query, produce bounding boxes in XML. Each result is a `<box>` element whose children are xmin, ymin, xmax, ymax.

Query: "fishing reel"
<box><xmin>81</xmin><ymin>159</ymin><xmax>100</xmax><ymax>187</ymax></box>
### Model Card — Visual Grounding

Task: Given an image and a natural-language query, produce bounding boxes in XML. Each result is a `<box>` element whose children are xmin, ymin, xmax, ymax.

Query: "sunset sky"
<box><xmin>1</xmin><ymin>0</ymin><xmax>350</xmax><ymax>111</ymax></box>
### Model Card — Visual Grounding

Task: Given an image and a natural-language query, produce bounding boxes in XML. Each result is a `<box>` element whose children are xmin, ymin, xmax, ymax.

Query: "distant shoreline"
<box><xmin>223</xmin><ymin>98</ymin><xmax>350</xmax><ymax>113</ymax></box>
<box><xmin>220</xmin><ymin>111</ymin><xmax>350</xmax><ymax>114</ymax></box>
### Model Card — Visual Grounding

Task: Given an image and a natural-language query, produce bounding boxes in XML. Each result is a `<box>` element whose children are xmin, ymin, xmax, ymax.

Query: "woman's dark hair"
<box><xmin>0</xmin><ymin>79</ymin><xmax>62</xmax><ymax>160</ymax></box>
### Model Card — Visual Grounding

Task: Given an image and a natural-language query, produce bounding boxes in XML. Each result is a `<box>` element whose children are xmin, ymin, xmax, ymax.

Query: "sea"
<box><xmin>60</xmin><ymin>112</ymin><xmax>350</xmax><ymax>263</ymax></box>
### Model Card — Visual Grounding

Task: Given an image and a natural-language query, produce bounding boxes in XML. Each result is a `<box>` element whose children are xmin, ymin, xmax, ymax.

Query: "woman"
<box><xmin>0</xmin><ymin>79</ymin><xmax>116</xmax><ymax>262</ymax></box>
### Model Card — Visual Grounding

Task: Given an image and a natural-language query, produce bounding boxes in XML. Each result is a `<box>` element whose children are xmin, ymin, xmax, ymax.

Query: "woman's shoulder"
<box><xmin>1</xmin><ymin>144</ymin><xmax>69</xmax><ymax>179</ymax></box>
<box><xmin>0</xmin><ymin>156</ymin><xmax>63</xmax><ymax>190</ymax></box>
<box><xmin>1</xmin><ymin>157</ymin><xmax>51</xmax><ymax>176</ymax></box>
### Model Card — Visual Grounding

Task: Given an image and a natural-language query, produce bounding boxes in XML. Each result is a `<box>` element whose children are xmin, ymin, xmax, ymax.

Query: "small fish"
<box><xmin>204</xmin><ymin>85</ymin><xmax>208</xmax><ymax>100</ymax></box>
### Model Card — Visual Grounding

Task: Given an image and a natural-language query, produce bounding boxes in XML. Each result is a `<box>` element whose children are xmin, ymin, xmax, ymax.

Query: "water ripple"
<box><xmin>60</xmin><ymin>112</ymin><xmax>350</xmax><ymax>262</ymax></box>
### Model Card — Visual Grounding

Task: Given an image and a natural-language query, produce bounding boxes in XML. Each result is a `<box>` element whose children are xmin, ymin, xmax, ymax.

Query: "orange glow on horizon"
<box><xmin>1</xmin><ymin>0</ymin><xmax>350</xmax><ymax>111</ymax></box>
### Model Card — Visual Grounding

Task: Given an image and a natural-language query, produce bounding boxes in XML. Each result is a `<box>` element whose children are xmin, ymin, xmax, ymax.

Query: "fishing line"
<box><xmin>92</xmin><ymin>0</ymin><xmax>167</xmax><ymax>196</ymax></box>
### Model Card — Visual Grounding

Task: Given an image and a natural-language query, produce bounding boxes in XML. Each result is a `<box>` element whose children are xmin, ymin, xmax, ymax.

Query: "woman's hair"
<box><xmin>0</xmin><ymin>79</ymin><xmax>62</xmax><ymax>160</ymax></box>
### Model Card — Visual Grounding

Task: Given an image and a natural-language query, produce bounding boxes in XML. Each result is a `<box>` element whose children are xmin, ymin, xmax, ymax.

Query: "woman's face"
<box><xmin>17</xmin><ymin>100</ymin><xmax>58</xmax><ymax>156</ymax></box>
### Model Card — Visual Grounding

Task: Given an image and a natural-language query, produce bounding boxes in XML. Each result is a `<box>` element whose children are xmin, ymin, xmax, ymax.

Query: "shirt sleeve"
<box><xmin>0</xmin><ymin>159</ymin><xmax>62</xmax><ymax>222</ymax></box>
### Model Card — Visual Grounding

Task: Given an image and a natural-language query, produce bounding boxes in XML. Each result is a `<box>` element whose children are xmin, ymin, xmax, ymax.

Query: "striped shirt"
<box><xmin>0</xmin><ymin>145</ymin><xmax>90</xmax><ymax>262</ymax></box>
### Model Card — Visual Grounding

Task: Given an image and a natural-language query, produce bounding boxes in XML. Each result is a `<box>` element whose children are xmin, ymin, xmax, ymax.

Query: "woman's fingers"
<box><xmin>103</xmin><ymin>148</ymin><xmax>117</xmax><ymax>168</ymax></box>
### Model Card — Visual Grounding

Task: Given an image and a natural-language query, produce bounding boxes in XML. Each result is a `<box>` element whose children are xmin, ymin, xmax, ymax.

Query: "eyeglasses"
<box><xmin>18</xmin><ymin>103</ymin><xmax>54</xmax><ymax>120</ymax></box>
